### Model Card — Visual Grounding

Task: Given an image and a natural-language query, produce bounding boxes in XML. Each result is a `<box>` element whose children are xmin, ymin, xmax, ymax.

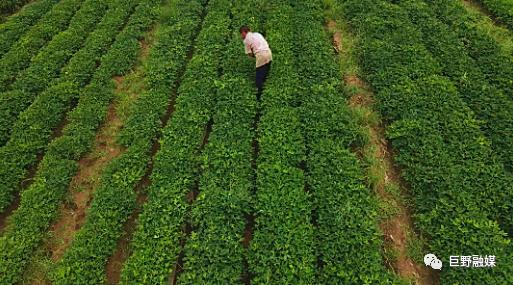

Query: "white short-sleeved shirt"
<box><xmin>244</xmin><ymin>32</ymin><xmax>272</xmax><ymax>67</ymax></box>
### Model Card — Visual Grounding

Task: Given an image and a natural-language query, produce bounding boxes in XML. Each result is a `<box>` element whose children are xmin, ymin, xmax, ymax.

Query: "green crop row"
<box><xmin>426</xmin><ymin>0</ymin><xmax>513</xmax><ymax>102</ymax></box>
<box><xmin>176</xmin><ymin>2</ymin><xmax>260</xmax><ymax>279</ymax></box>
<box><xmin>0</xmin><ymin>0</ymin><xmax>57</xmax><ymax>57</ymax></box>
<box><xmin>0</xmin><ymin>0</ymin><xmax>111</xmax><ymax>145</ymax></box>
<box><xmin>176</xmin><ymin>1</ymin><xmax>261</xmax><ymax>282</ymax></box>
<box><xmin>47</xmin><ymin>1</ymin><xmax>205</xmax><ymax>284</ymax></box>
<box><xmin>390</xmin><ymin>0</ymin><xmax>513</xmax><ymax>234</ymax></box>
<box><xmin>341</xmin><ymin>0</ymin><xmax>513</xmax><ymax>283</ymax></box>
<box><xmin>0</xmin><ymin>1</ymin><xmax>152</xmax><ymax>284</ymax></box>
<box><xmin>0</xmin><ymin>0</ymin><xmax>32</xmax><ymax>15</ymax></box>
<box><xmin>291</xmin><ymin>1</ymin><xmax>401</xmax><ymax>283</ymax></box>
<box><xmin>178</xmin><ymin>76</ymin><xmax>255</xmax><ymax>284</ymax></box>
<box><xmin>248</xmin><ymin>2</ymin><xmax>315</xmax><ymax>284</ymax></box>
<box><xmin>10</xmin><ymin>0</ymin><xmax>108</xmax><ymax>94</ymax></box>
<box><xmin>0</xmin><ymin>0</ymin><xmax>85</xmax><ymax>92</ymax></box>
<box><xmin>397</xmin><ymin>0</ymin><xmax>513</xmax><ymax>171</ymax></box>
<box><xmin>0</xmin><ymin>0</ymin><xmax>132</xmax><ymax>214</ymax></box>
<box><xmin>480</xmin><ymin>0</ymin><xmax>513</xmax><ymax>31</ymax></box>
<box><xmin>0</xmin><ymin>0</ymin><xmax>136</xmax><ymax>145</ymax></box>
<box><xmin>120</xmin><ymin>1</ymin><xmax>232</xmax><ymax>283</ymax></box>
<box><xmin>46</xmin><ymin>0</ymin><xmax>169</xmax><ymax>282</ymax></box>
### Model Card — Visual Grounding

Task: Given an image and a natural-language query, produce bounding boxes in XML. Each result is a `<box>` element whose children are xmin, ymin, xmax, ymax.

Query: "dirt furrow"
<box><xmin>462</xmin><ymin>0</ymin><xmax>501</xmax><ymax>25</ymax></box>
<box><xmin>327</xmin><ymin>19</ymin><xmax>438</xmax><ymax>285</ymax></box>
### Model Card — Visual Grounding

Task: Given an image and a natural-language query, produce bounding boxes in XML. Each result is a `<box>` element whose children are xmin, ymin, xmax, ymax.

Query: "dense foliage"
<box><xmin>120</xmin><ymin>0</ymin><xmax>232</xmax><ymax>283</ymax></box>
<box><xmin>0</xmin><ymin>0</ymin><xmax>128</xmax><ymax>214</ymax></box>
<box><xmin>426</xmin><ymin>0</ymin><xmax>513</xmax><ymax>103</ymax></box>
<box><xmin>407</xmin><ymin>0</ymin><xmax>513</xmax><ymax>170</ymax></box>
<box><xmin>0</xmin><ymin>0</ymin><xmax>85</xmax><ymax>93</ymax></box>
<box><xmin>177</xmin><ymin>1</ymin><xmax>257</xmax><ymax>284</ymax></box>
<box><xmin>247</xmin><ymin>2</ymin><xmax>316</xmax><ymax>284</ymax></box>
<box><xmin>480</xmin><ymin>0</ymin><xmax>513</xmax><ymax>30</ymax></box>
<box><xmin>292</xmin><ymin>1</ymin><xmax>400</xmax><ymax>283</ymax></box>
<box><xmin>0</xmin><ymin>0</ymin><xmax>57</xmax><ymax>57</ymax></box>
<box><xmin>0</xmin><ymin>0</ymin><xmax>511</xmax><ymax>283</ymax></box>
<box><xmin>0</xmin><ymin>0</ymin><xmax>32</xmax><ymax>15</ymax></box>
<box><xmin>0</xmin><ymin>0</ymin><xmax>152</xmax><ymax>284</ymax></box>
<box><xmin>341</xmin><ymin>0</ymin><xmax>513</xmax><ymax>283</ymax></box>
<box><xmin>0</xmin><ymin>0</ymin><xmax>109</xmax><ymax>146</ymax></box>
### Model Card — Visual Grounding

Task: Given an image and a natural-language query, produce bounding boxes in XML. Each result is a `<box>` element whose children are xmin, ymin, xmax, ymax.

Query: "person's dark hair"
<box><xmin>239</xmin><ymin>26</ymin><xmax>250</xmax><ymax>33</ymax></box>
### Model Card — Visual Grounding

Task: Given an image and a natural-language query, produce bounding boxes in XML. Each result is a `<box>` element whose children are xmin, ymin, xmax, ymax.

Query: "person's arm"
<box><xmin>244</xmin><ymin>40</ymin><xmax>254</xmax><ymax>57</ymax></box>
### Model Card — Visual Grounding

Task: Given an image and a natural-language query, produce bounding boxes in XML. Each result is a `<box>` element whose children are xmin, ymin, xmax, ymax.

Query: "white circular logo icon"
<box><xmin>424</xmin><ymin>253</ymin><xmax>443</xmax><ymax>270</ymax></box>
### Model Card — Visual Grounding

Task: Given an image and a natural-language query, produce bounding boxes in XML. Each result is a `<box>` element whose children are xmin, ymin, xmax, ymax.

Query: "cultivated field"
<box><xmin>0</xmin><ymin>0</ymin><xmax>512</xmax><ymax>284</ymax></box>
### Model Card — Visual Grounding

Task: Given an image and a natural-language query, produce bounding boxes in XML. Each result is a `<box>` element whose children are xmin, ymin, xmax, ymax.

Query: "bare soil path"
<box><xmin>327</xmin><ymin>18</ymin><xmax>438</xmax><ymax>285</ymax></box>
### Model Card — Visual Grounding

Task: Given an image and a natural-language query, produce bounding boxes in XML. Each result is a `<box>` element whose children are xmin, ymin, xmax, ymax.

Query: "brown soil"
<box><xmin>103</xmin><ymin>34</ymin><xmax>157</xmax><ymax>283</ymax></box>
<box><xmin>48</xmin><ymin>97</ymin><xmax>125</xmax><ymax>261</ymax></box>
<box><xmin>346</xmin><ymin>75</ymin><xmax>374</xmax><ymax>107</ymax></box>
<box><xmin>327</xmin><ymin>16</ymin><xmax>436</xmax><ymax>283</ymax></box>
<box><xmin>140</xmin><ymin>36</ymin><xmax>152</xmax><ymax>60</ymax></box>
<box><xmin>186</xmin><ymin>181</ymin><xmax>200</xmax><ymax>204</ymax></box>
<box><xmin>462</xmin><ymin>0</ymin><xmax>493</xmax><ymax>18</ymax></box>
<box><xmin>171</xmin><ymin>231</ymin><xmax>188</xmax><ymax>285</ymax></box>
<box><xmin>327</xmin><ymin>20</ymin><xmax>342</xmax><ymax>53</ymax></box>
<box><xmin>138</xmin><ymin>25</ymin><xmax>157</xmax><ymax>61</ymax></box>
<box><xmin>345</xmin><ymin>74</ymin><xmax>438</xmax><ymax>285</ymax></box>
<box><xmin>242</xmin><ymin>214</ymin><xmax>255</xmax><ymax>248</ymax></box>
<box><xmin>105</xmin><ymin>22</ymin><xmax>190</xmax><ymax>283</ymax></box>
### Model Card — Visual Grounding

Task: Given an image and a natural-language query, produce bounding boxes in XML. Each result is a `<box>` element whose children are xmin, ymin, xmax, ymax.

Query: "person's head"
<box><xmin>239</xmin><ymin>26</ymin><xmax>250</xmax><ymax>40</ymax></box>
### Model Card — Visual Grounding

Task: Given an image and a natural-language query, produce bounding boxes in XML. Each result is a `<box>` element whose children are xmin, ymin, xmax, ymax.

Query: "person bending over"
<box><xmin>240</xmin><ymin>26</ymin><xmax>272</xmax><ymax>100</ymax></box>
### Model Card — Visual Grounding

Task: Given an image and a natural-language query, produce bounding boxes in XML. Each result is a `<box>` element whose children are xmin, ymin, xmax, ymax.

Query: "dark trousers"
<box><xmin>256</xmin><ymin>61</ymin><xmax>271</xmax><ymax>100</ymax></box>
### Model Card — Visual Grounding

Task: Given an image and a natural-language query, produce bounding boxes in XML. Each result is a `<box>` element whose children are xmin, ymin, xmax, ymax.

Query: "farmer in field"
<box><xmin>240</xmin><ymin>26</ymin><xmax>272</xmax><ymax>100</ymax></box>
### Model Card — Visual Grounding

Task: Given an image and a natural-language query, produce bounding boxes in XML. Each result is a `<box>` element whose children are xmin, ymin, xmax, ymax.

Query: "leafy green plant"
<box><xmin>0</xmin><ymin>1</ymin><xmax>154</xmax><ymax>284</ymax></box>
<box><xmin>0</xmin><ymin>0</ymin><xmax>85</xmax><ymax>92</ymax></box>
<box><xmin>247</xmin><ymin>2</ymin><xmax>316</xmax><ymax>284</ymax></box>
<box><xmin>0</xmin><ymin>0</ymin><xmax>32</xmax><ymax>15</ymax></box>
<box><xmin>0</xmin><ymin>0</ymin><xmax>137</xmax><ymax>214</ymax></box>
<box><xmin>479</xmin><ymin>0</ymin><xmax>513</xmax><ymax>31</ymax></box>
<box><xmin>0</xmin><ymin>0</ymin><xmax>58</xmax><ymax>58</ymax></box>
<box><xmin>399</xmin><ymin>0</ymin><xmax>513</xmax><ymax>171</ymax></box>
<box><xmin>341</xmin><ymin>0</ymin><xmax>513</xmax><ymax>283</ymax></box>
<box><xmin>426</xmin><ymin>0</ymin><xmax>513</xmax><ymax>102</ymax></box>
<box><xmin>291</xmin><ymin>1</ymin><xmax>400</xmax><ymax>283</ymax></box>
<box><xmin>0</xmin><ymin>0</ymin><xmax>110</xmax><ymax>145</ymax></box>
<box><xmin>120</xmin><ymin>1</ymin><xmax>233</xmax><ymax>283</ymax></box>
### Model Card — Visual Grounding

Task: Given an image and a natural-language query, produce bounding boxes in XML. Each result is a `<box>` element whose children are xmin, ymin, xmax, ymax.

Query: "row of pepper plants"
<box><xmin>0</xmin><ymin>0</ymin><xmax>152</xmax><ymax>284</ymax></box>
<box><xmin>0</xmin><ymin>0</ymin><xmax>109</xmax><ymax>145</ymax></box>
<box><xmin>0</xmin><ymin>0</ymin><xmax>85</xmax><ymax>92</ymax></box>
<box><xmin>120</xmin><ymin>0</ymin><xmax>233</xmax><ymax>283</ymax></box>
<box><xmin>479</xmin><ymin>0</ymin><xmax>513</xmax><ymax>31</ymax></box>
<box><xmin>0</xmin><ymin>0</ymin><xmax>32</xmax><ymax>16</ymax></box>
<box><xmin>0</xmin><ymin>0</ymin><xmax>134</xmax><ymax>214</ymax></box>
<box><xmin>396</xmin><ymin>0</ymin><xmax>513</xmax><ymax>173</ymax></box>
<box><xmin>176</xmin><ymin>0</ymin><xmax>260</xmax><ymax>282</ymax></box>
<box><xmin>0</xmin><ymin>0</ymin><xmax>58</xmax><ymax>57</ymax></box>
<box><xmin>48</xmin><ymin>0</ymin><xmax>207</xmax><ymax>283</ymax></box>
<box><xmin>291</xmin><ymin>0</ymin><xmax>402</xmax><ymax>283</ymax></box>
<box><xmin>247</xmin><ymin>1</ymin><xmax>316</xmax><ymax>284</ymax></box>
<box><xmin>340</xmin><ymin>0</ymin><xmax>513</xmax><ymax>283</ymax></box>
<box><xmin>425</xmin><ymin>0</ymin><xmax>513</xmax><ymax>103</ymax></box>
